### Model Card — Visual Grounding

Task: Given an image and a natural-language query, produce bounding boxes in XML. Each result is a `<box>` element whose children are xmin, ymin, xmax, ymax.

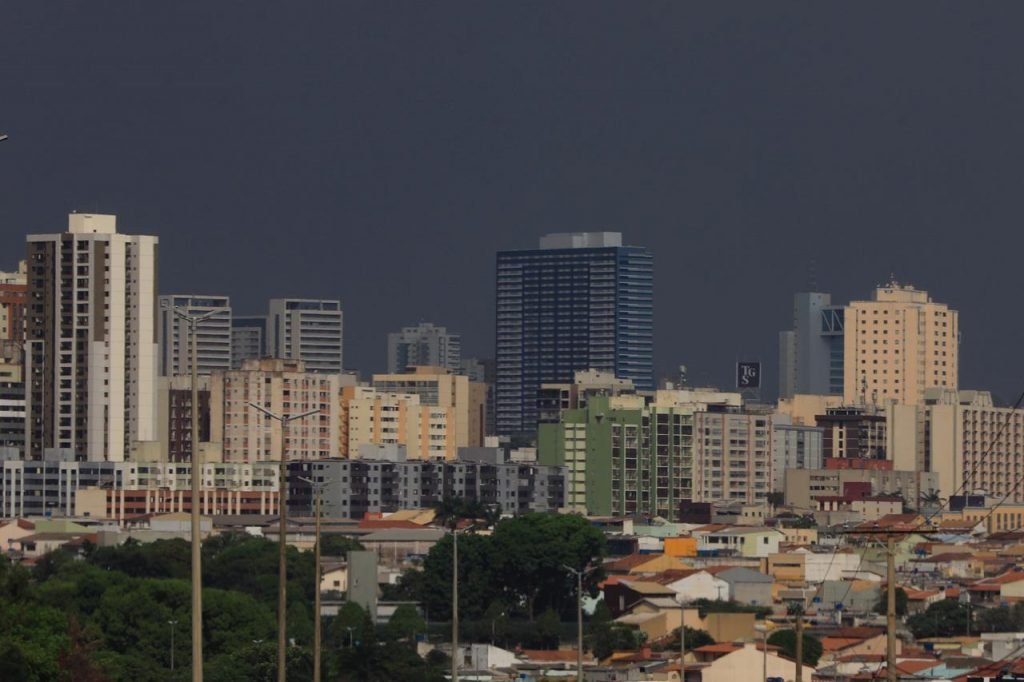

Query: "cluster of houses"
<box><xmin>9</xmin><ymin>507</ymin><xmax>1024</xmax><ymax>681</ymax></box>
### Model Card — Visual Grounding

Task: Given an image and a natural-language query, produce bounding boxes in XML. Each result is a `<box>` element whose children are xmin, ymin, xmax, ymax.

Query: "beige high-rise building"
<box><xmin>889</xmin><ymin>389</ymin><xmax>1023</xmax><ymax>503</ymax></box>
<box><xmin>372</xmin><ymin>366</ymin><xmax>483</xmax><ymax>449</ymax></box>
<box><xmin>213</xmin><ymin>358</ymin><xmax>347</xmax><ymax>462</ymax></box>
<box><xmin>843</xmin><ymin>282</ymin><xmax>958</xmax><ymax>406</ymax></box>
<box><xmin>340</xmin><ymin>386</ymin><xmax>455</xmax><ymax>460</ymax></box>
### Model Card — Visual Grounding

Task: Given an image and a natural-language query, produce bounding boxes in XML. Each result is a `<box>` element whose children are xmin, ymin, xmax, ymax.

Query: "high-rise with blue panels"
<box><xmin>495</xmin><ymin>232</ymin><xmax>654</xmax><ymax>435</ymax></box>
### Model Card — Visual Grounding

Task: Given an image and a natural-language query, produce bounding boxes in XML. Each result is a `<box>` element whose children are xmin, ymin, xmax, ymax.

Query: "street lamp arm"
<box><xmin>284</xmin><ymin>408</ymin><xmax>321</xmax><ymax>424</ymax></box>
<box><xmin>248</xmin><ymin>402</ymin><xmax>279</xmax><ymax>420</ymax></box>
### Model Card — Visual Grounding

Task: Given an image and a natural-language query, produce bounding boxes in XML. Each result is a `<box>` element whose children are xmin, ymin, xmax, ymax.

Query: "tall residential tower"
<box><xmin>386</xmin><ymin>322</ymin><xmax>461</xmax><ymax>373</ymax></box>
<box><xmin>495</xmin><ymin>232</ymin><xmax>653</xmax><ymax>435</ymax></box>
<box><xmin>158</xmin><ymin>294</ymin><xmax>232</xmax><ymax>376</ymax></box>
<box><xmin>25</xmin><ymin>213</ymin><xmax>158</xmax><ymax>460</ymax></box>
<box><xmin>267</xmin><ymin>298</ymin><xmax>343</xmax><ymax>373</ymax></box>
<box><xmin>843</xmin><ymin>281</ymin><xmax>958</xmax><ymax>406</ymax></box>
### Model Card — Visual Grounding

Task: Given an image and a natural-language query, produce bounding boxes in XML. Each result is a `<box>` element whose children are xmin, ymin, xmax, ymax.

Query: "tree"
<box><xmin>320</xmin><ymin>535</ymin><xmax>364</xmax><ymax>557</ymax></box>
<box><xmin>489</xmin><ymin>513</ymin><xmax>606</xmax><ymax>619</ymax></box>
<box><xmin>767</xmin><ymin>629</ymin><xmax>822</xmax><ymax>666</ymax></box>
<box><xmin>385</xmin><ymin>604</ymin><xmax>427</xmax><ymax>643</ymax></box>
<box><xmin>906</xmin><ymin>600</ymin><xmax>971</xmax><ymax>639</ymax></box>
<box><xmin>670</xmin><ymin>626</ymin><xmax>714</xmax><ymax>652</ymax></box>
<box><xmin>874</xmin><ymin>587</ymin><xmax>908</xmax><ymax>617</ymax></box>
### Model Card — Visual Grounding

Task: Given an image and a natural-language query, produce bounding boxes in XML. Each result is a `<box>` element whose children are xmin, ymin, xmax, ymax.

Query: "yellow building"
<box><xmin>843</xmin><ymin>282</ymin><xmax>958</xmax><ymax>406</ymax></box>
<box><xmin>341</xmin><ymin>386</ymin><xmax>457</xmax><ymax>460</ymax></box>
<box><xmin>372</xmin><ymin>366</ymin><xmax>485</xmax><ymax>450</ymax></box>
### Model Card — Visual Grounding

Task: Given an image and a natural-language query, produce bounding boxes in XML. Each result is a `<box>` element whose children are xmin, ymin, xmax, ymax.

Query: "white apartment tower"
<box><xmin>843</xmin><ymin>282</ymin><xmax>959</xmax><ymax>406</ymax></box>
<box><xmin>158</xmin><ymin>295</ymin><xmax>232</xmax><ymax>376</ymax></box>
<box><xmin>25</xmin><ymin>213</ymin><xmax>159</xmax><ymax>460</ymax></box>
<box><xmin>267</xmin><ymin>299</ymin><xmax>343</xmax><ymax>373</ymax></box>
<box><xmin>386</xmin><ymin>322</ymin><xmax>462</xmax><ymax>373</ymax></box>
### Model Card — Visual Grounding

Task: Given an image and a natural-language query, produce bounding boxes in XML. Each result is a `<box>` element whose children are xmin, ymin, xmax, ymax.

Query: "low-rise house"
<box><xmin>716</xmin><ymin>566</ymin><xmax>772</xmax><ymax>607</ymax></box>
<box><xmin>604</xmin><ymin>579</ymin><xmax>678</xmax><ymax>616</ymax></box>
<box><xmin>698</xmin><ymin>527</ymin><xmax>784</xmax><ymax>559</ymax></box>
<box><xmin>692</xmin><ymin>642</ymin><xmax>813</xmax><ymax>682</ymax></box>
<box><xmin>0</xmin><ymin>518</ymin><xmax>34</xmax><ymax>553</ymax></box>
<box><xmin>653</xmin><ymin>569</ymin><xmax>730</xmax><ymax>603</ymax></box>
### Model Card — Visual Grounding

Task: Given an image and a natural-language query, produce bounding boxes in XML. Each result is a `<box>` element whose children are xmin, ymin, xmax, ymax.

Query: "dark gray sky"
<box><xmin>3</xmin><ymin>3</ymin><xmax>1023</xmax><ymax>401</ymax></box>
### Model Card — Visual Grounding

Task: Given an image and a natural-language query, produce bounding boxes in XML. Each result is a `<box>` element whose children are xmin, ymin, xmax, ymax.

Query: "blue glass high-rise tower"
<box><xmin>495</xmin><ymin>232</ymin><xmax>654</xmax><ymax>435</ymax></box>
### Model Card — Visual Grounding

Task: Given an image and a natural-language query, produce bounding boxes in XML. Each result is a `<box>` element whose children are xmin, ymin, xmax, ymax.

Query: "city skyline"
<box><xmin>4</xmin><ymin>4</ymin><xmax>1024</xmax><ymax>402</ymax></box>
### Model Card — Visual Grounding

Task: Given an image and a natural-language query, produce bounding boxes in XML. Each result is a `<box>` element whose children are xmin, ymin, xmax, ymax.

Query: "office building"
<box><xmin>495</xmin><ymin>232</ymin><xmax>653</xmax><ymax>435</ymax></box>
<box><xmin>267</xmin><ymin>298</ymin><xmax>343</xmax><ymax>373</ymax></box>
<box><xmin>778</xmin><ymin>292</ymin><xmax>844</xmax><ymax>399</ymax></box>
<box><xmin>843</xmin><ymin>281</ymin><xmax>958</xmax><ymax>405</ymax></box>
<box><xmin>771</xmin><ymin>418</ymin><xmax>824</xmax><ymax>493</ymax></box>
<box><xmin>158</xmin><ymin>294</ymin><xmax>232</xmax><ymax>376</ymax></box>
<box><xmin>387</xmin><ymin>322</ymin><xmax>461</xmax><ymax>373</ymax></box>
<box><xmin>213</xmin><ymin>358</ymin><xmax>346</xmax><ymax>462</ymax></box>
<box><xmin>289</xmin><ymin>456</ymin><xmax>565</xmax><ymax>519</ymax></box>
<box><xmin>25</xmin><ymin>213</ymin><xmax>158</xmax><ymax>461</ymax></box>
<box><xmin>231</xmin><ymin>316</ymin><xmax>266</xmax><ymax>368</ymax></box>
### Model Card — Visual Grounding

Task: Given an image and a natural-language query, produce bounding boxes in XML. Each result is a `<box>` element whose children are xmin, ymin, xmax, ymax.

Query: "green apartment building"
<box><xmin>539</xmin><ymin>391</ymin><xmax>773</xmax><ymax>520</ymax></box>
<box><xmin>538</xmin><ymin>395</ymin><xmax>697</xmax><ymax>520</ymax></box>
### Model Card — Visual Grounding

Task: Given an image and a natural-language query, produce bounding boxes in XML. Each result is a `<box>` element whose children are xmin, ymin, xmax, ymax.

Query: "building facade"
<box><xmin>0</xmin><ymin>261</ymin><xmax>27</xmax><ymax>343</ymax></box>
<box><xmin>158</xmin><ymin>294</ymin><xmax>232</xmax><ymax>376</ymax></box>
<box><xmin>771</xmin><ymin>418</ymin><xmax>824</xmax><ymax>493</ymax></box>
<box><xmin>340</xmin><ymin>386</ymin><xmax>455</xmax><ymax>460</ymax></box>
<box><xmin>288</xmin><ymin>456</ymin><xmax>565</xmax><ymax>519</ymax></box>
<box><xmin>267</xmin><ymin>298</ymin><xmax>343</xmax><ymax>373</ymax></box>
<box><xmin>230</xmin><ymin>316</ymin><xmax>266</xmax><ymax>369</ymax></box>
<box><xmin>778</xmin><ymin>291</ymin><xmax>844</xmax><ymax>399</ymax></box>
<box><xmin>25</xmin><ymin>213</ymin><xmax>158</xmax><ymax>461</ymax></box>
<box><xmin>0</xmin><ymin>453</ymin><xmax>278</xmax><ymax>519</ymax></box>
<box><xmin>214</xmin><ymin>358</ymin><xmax>345</xmax><ymax>462</ymax></box>
<box><xmin>372</xmin><ymin>366</ymin><xmax>481</xmax><ymax>450</ymax></box>
<box><xmin>843</xmin><ymin>282</ymin><xmax>958</xmax><ymax>405</ymax></box>
<box><xmin>538</xmin><ymin>389</ymin><xmax>768</xmax><ymax>520</ymax></box>
<box><xmin>495</xmin><ymin>232</ymin><xmax>653</xmax><ymax>435</ymax></box>
<box><xmin>386</xmin><ymin>322</ymin><xmax>461</xmax><ymax>373</ymax></box>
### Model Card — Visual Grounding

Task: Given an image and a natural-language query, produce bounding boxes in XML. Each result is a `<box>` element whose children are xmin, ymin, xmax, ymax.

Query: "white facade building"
<box><xmin>26</xmin><ymin>213</ymin><xmax>158</xmax><ymax>461</ymax></box>
<box><xmin>386</xmin><ymin>322</ymin><xmax>461</xmax><ymax>373</ymax></box>
<box><xmin>158</xmin><ymin>294</ymin><xmax>232</xmax><ymax>376</ymax></box>
<box><xmin>267</xmin><ymin>298</ymin><xmax>343</xmax><ymax>373</ymax></box>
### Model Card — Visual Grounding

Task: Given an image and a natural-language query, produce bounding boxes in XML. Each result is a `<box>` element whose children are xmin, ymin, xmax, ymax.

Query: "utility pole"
<box><xmin>795</xmin><ymin>607</ymin><xmax>803</xmax><ymax>682</ymax></box>
<box><xmin>887</xmin><ymin>534</ymin><xmax>897</xmax><ymax>682</ymax></box>
<box><xmin>299</xmin><ymin>476</ymin><xmax>331</xmax><ymax>682</ymax></box>
<box><xmin>250</xmin><ymin>404</ymin><xmax>320</xmax><ymax>682</ymax></box>
<box><xmin>167</xmin><ymin>302</ymin><xmax>226</xmax><ymax>682</ymax></box>
<box><xmin>452</xmin><ymin>528</ymin><xmax>459</xmax><ymax>682</ymax></box>
<box><xmin>563</xmin><ymin>564</ymin><xmax>598</xmax><ymax>682</ymax></box>
<box><xmin>835</xmin><ymin>526</ymin><xmax>941</xmax><ymax>682</ymax></box>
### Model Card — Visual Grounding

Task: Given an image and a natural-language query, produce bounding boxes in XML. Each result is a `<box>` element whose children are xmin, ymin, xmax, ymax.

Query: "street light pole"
<box><xmin>563</xmin><ymin>563</ymin><xmax>598</xmax><ymax>682</ymax></box>
<box><xmin>168</xmin><ymin>304</ymin><xmax>226</xmax><ymax>682</ymax></box>
<box><xmin>250</xmin><ymin>403</ymin><xmax>320</xmax><ymax>682</ymax></box>
<box><xmin>299</xmin><ymin>476</ymin><xmax>331</xmax><ymax>682</ymax></box>
<box><xmin>169</xmin><ymin>619</ymin><xmax>178</xmax><ymax>672</ymax></box>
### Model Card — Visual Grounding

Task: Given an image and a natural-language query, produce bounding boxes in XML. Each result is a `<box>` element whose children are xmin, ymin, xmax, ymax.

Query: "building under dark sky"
<box><xmin>496</xmin><ymin>232</ymin><xmax>653</xmax><ymax>435</ymax></box>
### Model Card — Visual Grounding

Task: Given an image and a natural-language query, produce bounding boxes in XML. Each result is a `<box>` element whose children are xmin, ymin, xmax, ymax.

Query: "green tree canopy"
<box><xmin>767</xmin><ymin>629</ymin><xmax>823</xmax><ymax>667</ymax></box>
<box><xmin>874</xmin><ymin>587</ymin><xmax>908</xmax><ymax>617</ymax></box>
<box><xmin>906</xmin><ymin>600</ymin><xmax>971</xmax><ymax>639</ymax></box>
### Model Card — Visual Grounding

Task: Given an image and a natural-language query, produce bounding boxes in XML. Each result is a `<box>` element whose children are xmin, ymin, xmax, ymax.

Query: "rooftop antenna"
<box><xmin>807</xmin><ymin>258</ymin><xmax>818</xmax><ymax>292</ymax></box>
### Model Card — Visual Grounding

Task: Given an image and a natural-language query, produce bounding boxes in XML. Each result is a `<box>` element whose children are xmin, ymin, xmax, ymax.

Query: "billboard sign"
<box><xmin>736</xmin><ymin>361</ymin><xmax>761</xmax><ymax>389</ymax></box>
